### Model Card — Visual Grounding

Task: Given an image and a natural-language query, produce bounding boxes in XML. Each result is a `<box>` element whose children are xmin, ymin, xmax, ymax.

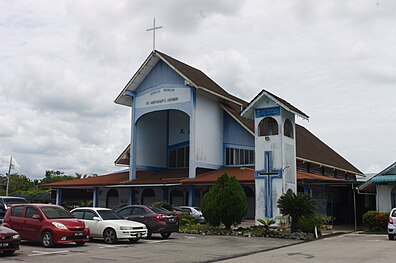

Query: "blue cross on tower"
<box><xmin>255</xmin><ymin>151</ymin><xmax>283</xmax><ymax>218</ymax></box>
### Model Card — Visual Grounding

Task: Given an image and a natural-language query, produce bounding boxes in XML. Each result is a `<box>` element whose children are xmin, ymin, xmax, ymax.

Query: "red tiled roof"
<box><xmin>122</xmin><ymin>169</ymin><xmax>189</xmax><ymax>185</ymax></box>
<box><xmin>41</xmin><ymin>168</ymin><xmax>348</xmax><ymax>189</ymax></box>
<box><xmin>182</xmin><ymin>167</ymin><xmax>254</xmax><ymax>185</ymax></box>
<box><xmin>297</xmin><ymin>171</ymin><xmax>341</xmax><ymax>181</ymax></box>
<box><xmin>40</xmin><ymin>172</ymin><xmax>129</xmax><ymax>188</ymax></box>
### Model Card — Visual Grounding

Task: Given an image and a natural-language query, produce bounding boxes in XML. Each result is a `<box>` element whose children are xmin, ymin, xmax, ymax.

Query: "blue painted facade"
<box><xmin>135</xmin><ymin>60</ymin><xmax>185</xmax><ymax>93</ymax></box>
<box><xmin>223</xmin><ymin>112</ymin><xmax>254</xmax><ymax>147</ymax></box>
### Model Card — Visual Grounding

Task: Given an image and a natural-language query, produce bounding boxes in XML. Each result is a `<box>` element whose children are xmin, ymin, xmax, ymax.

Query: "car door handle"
<box><xmin>139</xmin><ymin>216</ymin><xmax>144</xmax><ymax>218</ymax></box>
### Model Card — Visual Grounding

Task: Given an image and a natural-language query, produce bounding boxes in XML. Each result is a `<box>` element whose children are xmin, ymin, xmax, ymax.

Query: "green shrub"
<box><xmin>299</xmin><ymin>214</ymin><xmax>323</xmax><ymax>233</ymax></box>
<box><xmin>201</xmin><ymin>173</ymin><xmax>248</xmax><ymax>229</ymax></box>
<box><xmin>178</xmin><ymin>213</ymin><xmax>197</xmax><ymax>226</ymax></box>
<box><xmin>362</xmin><ymin>210</ymin><xmax>388</xmax><ymax>232</ymax></box>
<box><xmin>277</xmin><ymin>189</ymin><xmax>316</xmax><ymax>232</ymax></box>
<box><xmin>257</xmin><ymin>218</ymin><xmax>275</xmax><ymax>237</ymax></box>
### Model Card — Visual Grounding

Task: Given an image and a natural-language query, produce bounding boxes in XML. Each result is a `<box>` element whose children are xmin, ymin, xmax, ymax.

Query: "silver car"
<box><xmin>176</xmin><ymin>206</ymin><xmax>205</xmax><ymax>224</ymax></box>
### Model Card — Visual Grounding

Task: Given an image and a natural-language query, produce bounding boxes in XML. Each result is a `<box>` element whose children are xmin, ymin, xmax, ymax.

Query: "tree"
<box><xmin>201</xmin><ymin>173</ymin><xmax>248</xmax><ymax>230</ymax></box>
<box><xmin>0</xmin><ymin>173</ymin><xmax>35</xmax><ymax>195</ymax></box>
<box><xmin>277</xmin><ymin>189</ymin><xmax>316</xmax><ymax>232</ymax></box>
<box><xmin>40</xmin><ymin>170</ymin><xmax>76</xmax><ymax>185</ymax></box>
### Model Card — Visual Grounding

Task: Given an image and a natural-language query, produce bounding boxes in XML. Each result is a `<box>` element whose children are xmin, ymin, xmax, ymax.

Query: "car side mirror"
<box><xmin>93</xmin><ymin>216</ymin><xmax>101</xmax><ymax>221</ymax></box>
<box><xmin>72</xmin><ymin>213</ymin><xmax>77</xmax><ymax>218</ymax></box>
<box><xmin>32</xmin><ymin>214</ymin><xmax>41</xmax><ymax>220</ymax></box>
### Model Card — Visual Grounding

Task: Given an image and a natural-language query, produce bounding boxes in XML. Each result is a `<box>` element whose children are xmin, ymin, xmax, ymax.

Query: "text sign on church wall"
<box><xmin>255</xmin><ymin>106</ymin><xmax>280</xmax><ymax>118</ymax></box>
<box><xmin>135</xmin><ymin>87</ymin><xmax>191</xmax><ymax>109</ymax></box>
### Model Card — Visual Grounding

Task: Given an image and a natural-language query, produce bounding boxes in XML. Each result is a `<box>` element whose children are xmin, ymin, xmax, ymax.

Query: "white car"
<box><xmin>71</xmin><ymin>207</ymin><xmax>148</xmax><ymax>244</ymax></box>
<box><xmin>176</xmin><ymin>206</ymin><xmax>206</xmax><ymax>224</ymax></box>
<box><xmin>388</xmin><ymin>208</ymin><xmax>396</xmax><ymax>240</ymax></box>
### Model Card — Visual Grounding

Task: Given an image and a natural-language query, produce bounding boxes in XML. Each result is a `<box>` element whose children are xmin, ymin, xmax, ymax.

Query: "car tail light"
<box><xmin>389</xmin><ymin>217</ymin><xmax>393</xmax><ymax>224</ymax></box>
<box><xmin>156</xmin><ymin>214</ymin><xmax>165</xmax><ymax>222</ymax></box>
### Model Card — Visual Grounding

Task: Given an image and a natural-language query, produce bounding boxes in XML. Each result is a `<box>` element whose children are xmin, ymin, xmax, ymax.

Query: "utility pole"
<box><xmin>6</xmin><ymin>156</ymin><xmax>12</xmax><ymax>196</ymax></box>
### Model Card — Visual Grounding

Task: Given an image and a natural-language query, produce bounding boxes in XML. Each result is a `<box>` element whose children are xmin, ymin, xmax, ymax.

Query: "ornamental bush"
<box><xmin>201</xmin><ymin>173</ymin><xmax>248</xmax><ymax>229</ymax></box>
<box><xmin>362</xmin><ymin>210</ymin><xmax>388</xmax><ymax>232</ymax></box>
<box><xmin>277</xmin><ymin>189</ymin><xmax>316</xmax><ymax>233</ymax></box>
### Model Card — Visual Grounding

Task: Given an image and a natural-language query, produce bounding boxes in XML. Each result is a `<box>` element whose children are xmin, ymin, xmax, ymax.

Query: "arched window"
<box><xmin>258</xmin><ymin>117</ymin><xmax>278</xmax><ymax>136</ymax></box>
<box><xmin>284</xmin><ymin>119</ymin><xmax>293</xmax><ymax>138</ymax></box>
<box><xmin>106</xmin><ymin>189</ymin><xmax>119</xmax><ymax>209</ymax></box>
<box><xmin>141</xmin><ymin>188</ymin><xmax>156</xmax><ymax>205</ymax></box>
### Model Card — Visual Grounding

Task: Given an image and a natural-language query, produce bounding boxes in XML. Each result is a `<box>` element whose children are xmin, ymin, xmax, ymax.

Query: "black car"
<box><xmin>115</xmin><ymin>205</ymin><xmax>179</xmax><ymax>239</ymax></box>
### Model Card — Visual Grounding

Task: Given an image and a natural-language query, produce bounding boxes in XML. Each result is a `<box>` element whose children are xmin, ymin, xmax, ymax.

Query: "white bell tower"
<box><xmin>241</xmin><ymin>90</ymin><xmax>309</xmax><ymax>221</ymax></box>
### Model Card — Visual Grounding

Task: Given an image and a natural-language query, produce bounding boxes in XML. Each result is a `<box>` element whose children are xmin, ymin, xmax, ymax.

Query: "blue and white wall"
<box><xmin>223</xmin><ymin>112</ymin><xmax>255</xmax><ymax>159</ymax></box>
<box><xmin>129</xmin><ymin>60</ymin><xmax>194</xmax><ymax>179</ymax></box>
<box><xmin>253</xmin><ymin>97</ymin><xmax>297</xmax><ymax>221</ymax></box>
<box><xmin>195</xmin><ymin>93</ymin><xmax>223</xmax><ymax>170</ymax></box>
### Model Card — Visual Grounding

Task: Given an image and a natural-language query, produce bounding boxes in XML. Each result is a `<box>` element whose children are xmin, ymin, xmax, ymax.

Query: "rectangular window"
<box><xmin>169</xmin><ymin>149</ymin><xmax>177</xmax><ymax>168</ymax></box>
<box><xmin>168</xmin><ymin>145</ymin><xmax>189</xmax><ymax>168</ymax></box>
<box><xmin>225</xmin><ymin>147</ymin><xmax>255</xmax><ymax>166</ymax></box>
<box><xmin>11</xmin><ymin>206</ymin><xmax>24</xmax><ymax>217</ymax></box>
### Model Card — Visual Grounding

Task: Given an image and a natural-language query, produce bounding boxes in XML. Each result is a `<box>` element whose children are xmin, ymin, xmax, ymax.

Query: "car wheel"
<box><xmin>389</xmin><ymin>234</ymin><xmax>394</xmax><ymax>240</ymax></box>
<box><xmin>103</xmin><ymin>228</ymin><xmax>117</xmax><ymax>244</ymax></box>
<box><xmin>160</xmin><ymin>232</ymin><xmax>171</xmax><ymax>239</ymax></box>
<box><xmin>3</xmin><ymin>250</ymin><xmax>15</xmax><ymax>256</ymax></box>
<box><xmin>146</xmin><ymin>231</ymin><xmax>152</xmax><ymax>239</ymax></box>
<box><xmin>75</xmin><ymin>242</ymin><xmax>86</xmax><ymax>246</ymax></box>
<box><xmin>128</xmin><ymin>237</ymin><xmax>140</xmax><ymax>243</ymax></box>
<box><xmin>42</xmin><ymin>231</ymin><xmax>54</xmax><ymax>248</ymax></box>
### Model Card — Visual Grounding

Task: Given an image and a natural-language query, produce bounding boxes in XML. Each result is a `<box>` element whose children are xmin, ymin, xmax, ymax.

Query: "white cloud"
<box><xmin>0</xmin><ymin>0</ymin><xmax>395</xmax><ymax>179</ymax></box>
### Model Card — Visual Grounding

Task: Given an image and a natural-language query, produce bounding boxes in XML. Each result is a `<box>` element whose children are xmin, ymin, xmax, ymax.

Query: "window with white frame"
<box><xmin>225</xmin><ymin>148</ymin><xmax>254</xmax><ymax>165</ymax></box>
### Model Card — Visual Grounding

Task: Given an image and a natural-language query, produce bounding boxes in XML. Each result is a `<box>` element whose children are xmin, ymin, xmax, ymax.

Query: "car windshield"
<box><xmin>193</xmin><ymin>207</ymin><xmax>201</xmax><ymax>212</ymax></box>
<box><xmin>97</xmin><ymin>210</ymin><xmax>122</xmax><ymax>220</ymax></box>
<box><xmin>41</xmin><ymin>206</ymin><xmax>74</xmax><ymax>219</ymax></box>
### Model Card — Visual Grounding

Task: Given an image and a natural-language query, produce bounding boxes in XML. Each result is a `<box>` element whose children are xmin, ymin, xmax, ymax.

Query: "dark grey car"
<box><xmin>115</xmin><ymin>205</ymin><xmax>179</xmax><ymax>239</ymax></box>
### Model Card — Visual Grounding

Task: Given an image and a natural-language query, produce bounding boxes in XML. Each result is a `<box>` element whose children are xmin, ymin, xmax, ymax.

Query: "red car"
<box><xmin>0</xmin><ymin>225</ymin><xmax>21</xmax><ymax>255</ymax></box>
<box><xmin>3</xmin><ymin>204</ymin><xmax>90</xmax><ymax>248</ymax></box>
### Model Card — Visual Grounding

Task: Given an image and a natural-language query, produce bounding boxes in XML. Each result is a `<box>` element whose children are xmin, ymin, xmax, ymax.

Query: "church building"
<box><xmin>43</xmin><ymin>50</ymin><xmax>365</xmax><ymax>224</ymax></box>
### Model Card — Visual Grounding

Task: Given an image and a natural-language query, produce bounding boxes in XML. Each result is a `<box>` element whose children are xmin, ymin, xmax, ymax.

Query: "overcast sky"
<box><xmin>1</xmin><ymin>0</ymin><xmax>395</xmax><ymax>180</ymax></box>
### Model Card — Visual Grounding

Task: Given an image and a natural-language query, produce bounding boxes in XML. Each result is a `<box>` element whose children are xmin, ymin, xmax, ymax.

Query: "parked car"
<box><xmin>3</xmin><ymin>204</ymin><xmax>90</xmax><ymax>247</ymax></box>
<box><xmin>152</xmin><ymin>206</ymin><xmax>182</xmax><ymax>216</ymax></box>
<box><xmin>115</xmin><ymin>205</ymin><xmax>179</xmax><ymax>239</ymax></box>
<box><xmin>71</xmin><ymin>207</ymin><xmax>147</xmax><ymax>244</ymax></box>
<box><xmin>388</xmin><ymin>208</ymin><xmax>396</xmax><ymax>240</ymax></box>
<box><xmin>0</xmin><ymin>225</ymin><xmax>21</xmax><ymax>256</ymax></box>
<box><xmin>0</xmin><ymin>196</ymin><xmax>28</xmax><ymax>221</ymax></box>
<box><xmin>175</xmin><ymin>206</ymin><xmax>205</xmax><ymax>224</ymax></box>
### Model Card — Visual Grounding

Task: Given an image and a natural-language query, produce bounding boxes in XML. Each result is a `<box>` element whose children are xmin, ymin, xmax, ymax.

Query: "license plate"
<box><xmin>169</xmin><ymin>218</ymin><xmax>175</xmax><ymax>222</ymax></box>
<box><xmin>74</xmin><ymin>232</ymin><xmax>83</xmax><ymax>236</ymax></box>
<box><xmin>0</xmin><ymin>243</ymin><xmax>8</xmax><ymax>247</ymax></box>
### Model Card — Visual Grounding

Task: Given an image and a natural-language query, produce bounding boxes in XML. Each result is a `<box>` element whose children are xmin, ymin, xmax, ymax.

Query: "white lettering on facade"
<box><xmin>136</xmin><ymin>87</ymin><xmax>190</xmax><ymax>109</ymax></box>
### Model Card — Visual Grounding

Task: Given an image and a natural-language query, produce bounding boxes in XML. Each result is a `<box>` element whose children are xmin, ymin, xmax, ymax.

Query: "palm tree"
<box><xmin>277</xmin><ymin>189</ymin><xmax>316</xmax><ymax>232</ymax></box>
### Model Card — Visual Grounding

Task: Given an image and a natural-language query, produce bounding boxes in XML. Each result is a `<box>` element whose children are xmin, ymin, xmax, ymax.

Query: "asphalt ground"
<box><xmin>224</xmin><ymin>232</ymin><xmax>392</xmax><ymax>263</ymax></box>
<box><xmin>0</xmin><ymin>233</ymin><xmax>303</xmax><ymax>263</ymax></box>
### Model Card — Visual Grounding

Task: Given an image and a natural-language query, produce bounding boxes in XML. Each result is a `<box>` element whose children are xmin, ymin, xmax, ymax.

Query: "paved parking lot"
<box><xmin>0</xmin><ymin>233</ymin><xmax>301</xmax><ymax>263</ymax></box>
<box><xmin>224</xmin><ymin>232</ymin><xmax>393</xmax><ymax>262</ymax></box>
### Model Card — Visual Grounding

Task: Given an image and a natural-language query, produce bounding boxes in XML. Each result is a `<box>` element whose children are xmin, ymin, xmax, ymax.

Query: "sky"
<box><xmin>1</xmin><ymin>0</ymin><xmax>395</xmax><ymax>180</ymax></box>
